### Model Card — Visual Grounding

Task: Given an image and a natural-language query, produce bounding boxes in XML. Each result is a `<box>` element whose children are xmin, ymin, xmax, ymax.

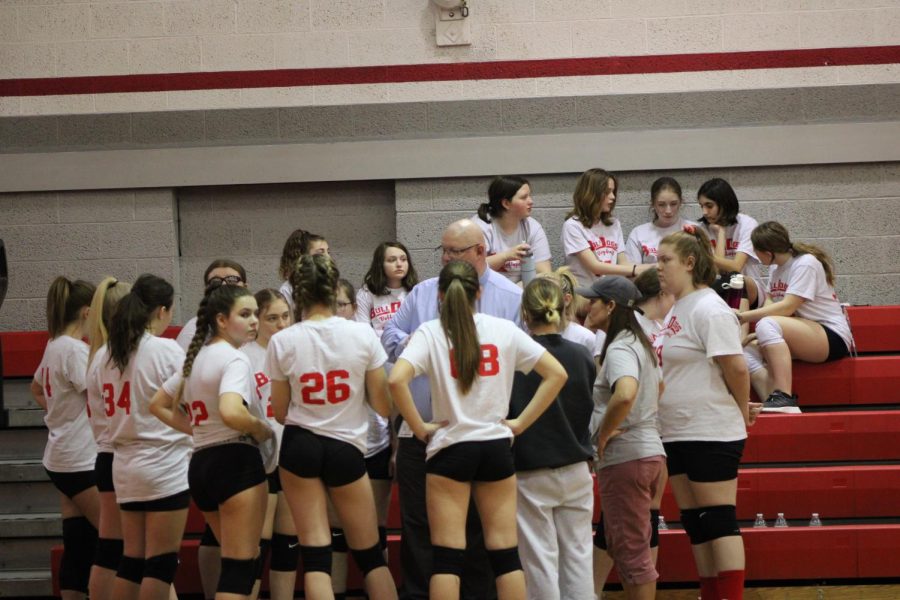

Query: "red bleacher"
<box><xmin>13</xmin><ymin>305</ymin><xmax>899</xmax><ymax>594</ymax></box>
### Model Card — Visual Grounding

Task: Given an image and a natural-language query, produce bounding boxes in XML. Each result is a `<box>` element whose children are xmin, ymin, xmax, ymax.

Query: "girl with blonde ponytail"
<box><xmin>738</xmin><ymin>221</ymin><xmax>853</xmax><ymax>414</ymax></box>
<box><xmin>508</xmin><ymin>278</ymin><xmax>597</xmax><ymax>599</ymax></box>
<box><xmin>84</xmin><ymin>277</ymin><xmax>131</xmax><ymax>600</ymax></box>
<box><xmin>389</xmin><ymin>260</ymin><xmax>568</xmax><ymax>600</ymax></box>
<box><xmin>266</xmin><ymin>254</ymin><xmax>397</xmax><ymax>600</ymax></box>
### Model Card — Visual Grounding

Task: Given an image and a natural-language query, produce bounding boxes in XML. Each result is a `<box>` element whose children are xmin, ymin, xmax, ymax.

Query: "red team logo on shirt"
<box><xmin>449</xmin><ymin>344</ymin><xmax>500</xmax><ymax>378</ymax></box>
<box><xmin>770</xmin><ymin>280</ymin><xmax>788</xmax><ymax>302</ymax></box>
<box><xmin>709</xmin><ymin>238</ymin><xmax>740</xmax><ymax>256</ymax></box>
<box><xmin>370</xmin><ymin>301</ymin><xmax>402</xmax><ymax>321</ymax></box>
<box><xmin>642</xmin><ymin>244</ymin><xmax>657</xmax><ymax>258</ymax></box>
<box><xmin>589</xmin><ymin>237</ymin><xmax>619</xmax><ymax>263</ymax></box>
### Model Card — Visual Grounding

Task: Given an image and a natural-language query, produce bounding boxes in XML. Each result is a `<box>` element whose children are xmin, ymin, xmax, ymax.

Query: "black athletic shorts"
<box><xmin>822</xmin><ymin>324</ymin><xmax>851</xmax><ymax>362</ymax></box>
<box><xmin>46</xmin><ymin>468</ymin><xmax>96</xmax><ymax>499</ymax></box>
<box><xmin>365</xmin><ymin>446</ymin><xmax>392</xmax><ymax>481</ymax></box>
<box><xmin>426</xmin><ymin>439</ymin><xmax>515</xmax><ymax>483</ymax></box>
<box><xmin>189</xmin><ymin>443</ymin><xmax>266</xmax><ymax>512</ymax></box>
<box><xmin>120</xmin><ymin>489</ymin><xmax>191</xmax><ymax>512</ymax></box>
<box><xmin>267</xmin><ymin>469</ymin><xmax>282</xmax><ymax>494</ymax></box>
<box><xmin>664</xmin><ymin>439</ymin><xmax>745</xmax><ymax>483</ymax></box>
<box><xmin>94</xmin><ymin>452</ymin><xmax>115</xmax><ymax>493</ymax></box>
<box><xmin>279</xmin><ymin>425</ymin><xmax>366</xmax><ymax>488</ymax></box>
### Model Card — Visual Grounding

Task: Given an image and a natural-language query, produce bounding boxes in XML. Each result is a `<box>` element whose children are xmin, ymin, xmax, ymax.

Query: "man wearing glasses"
<box><xmin>382</xmin><ymin>219</ymin><xmax>523</xmax><ymax>600</ymax></box>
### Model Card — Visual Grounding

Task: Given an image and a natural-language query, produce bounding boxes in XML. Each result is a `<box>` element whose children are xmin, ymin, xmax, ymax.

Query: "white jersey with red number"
<box><xmin>625</xmin><ymin>219</ymin><xmax>687</xmax><ymax>265</ymax></box>
<box><xmin>474</xmin><ymin>215</ymin><xmax>553</xmax><ymax>284</ymax></box>
<box><xmin>34</xmin><ymin>336</ymin><xmax>96</xmax><ymax>472</ymax></box>
<box><xmin>162</xmin><ymin>341</ymin><xmax>256</xmax><ymax>450</ymax></box>
<box><xmin>398</xmin><ymin>313</ymin><xmax>546</xmax><ymax>460</ymax></box>
<box><xmin>355</xmin><ymin>287</ymin><xmax>408</xmax><ymax>339</ymax></box>
<box><xmin>100</xmin><ymin>333</ymin><xmax>190</xmax><ymax>502</ymax></box>
<box><xmin>658</xmin><ymin>288</ymin><xmax>747</xmax><ymax>443</ymax></box>
<box><xmin>698</xmin><ymin>213</ymin><xmax>765</xmax><ymax>296</ymax></box>
<box><xmin>266</xmin><ymin>316</ymin><xmax>387</xmax><ymax>454</ymax></box>
<box><xmin>768</xmin><ymin>253</ymin><xmax>852</xmax><ymax>349</ymax></box>
<box><xmin>561</xmin><ymin>217</ymin><xmax>626</xmax><ymax>286</ymax></box>
<box><xmin>86</xmin><ymin>346</ymin><xmax>113</xmax><ymax>453</ymax></box>
<box><xmin>242</xmin><ymin>340</ymin><xmax>281</xmax><ymax>473</ymax></box>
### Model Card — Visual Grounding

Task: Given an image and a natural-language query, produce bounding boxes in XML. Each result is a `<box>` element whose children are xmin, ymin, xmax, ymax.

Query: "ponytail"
<box><xmin>290</xmin><ymin>254</ymin><xmax>339</xmax><ymax>322</ymax></box>
<box><xmin>108</xmin><ymin>274</ymin><xmax>173</xmax><ymax>372</ymax></box>
<box><xmin>87</xmin><ymin>277</ymin><xmax>132</xmax><ymax>365</ymax></box>
<box><xmin>751</xmin><ymin>221</ymin><xmax>836</xmax><ymax>286</ymax></box>
<box><xmin>46</xmin><ymin>276</ymin><xmax>95</xmax><ymax>338</ymax></box>
<box><xmin>793</xmin><ymin>242</ymin><xmax>836</xmax><ymax>286</ymax></box>
<box><xmin>479</xmin><ymin>175</ymin><xmax>530</xmax><ymax>223</ymax></box>
<box><xmin>438</xmin><ymin>261</ymin><xmax>480</xmax><ymax>394</ymax></box>
<box><xmin>521</xmin><ymin>277</ymin><xmax>563</xmax><ymax>329</ymax></box>
<box><xmin>660</xmin><ymin>224</ymin><xmax>717</xmax><ymax>287</ymax></box>
<box><xmin>599</xmin><ymin>308</ymin><xmax>657</xmax><ymax>367</ymax></box>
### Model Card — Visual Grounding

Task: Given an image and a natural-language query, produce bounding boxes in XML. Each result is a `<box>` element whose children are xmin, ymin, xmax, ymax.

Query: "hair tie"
<box><xmin>682</xmin><ymin>223</ymin><xmax>696</xmax><ymax>234</ymax></box>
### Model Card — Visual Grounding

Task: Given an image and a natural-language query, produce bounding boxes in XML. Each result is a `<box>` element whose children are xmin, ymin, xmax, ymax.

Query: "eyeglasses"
<box><xmin>336</xmin><ymin>301</ymin><xmax>353</xmax><ymax>308</ymax></box>
<box><xmin>207</xmin><ymin>275</ymin><xmax>244</xmax><ymax>286</ymax></box>
<box><xmin>435</xmin><ymin>243</ymin><xmax>478</xmax><ymax>259</ymax></box>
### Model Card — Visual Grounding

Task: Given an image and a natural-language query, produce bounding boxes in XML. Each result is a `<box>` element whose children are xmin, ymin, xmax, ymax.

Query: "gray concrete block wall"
<box><xmin>396</xmin><ymin>163</ymin><xmax>900</xmax><ymax>305</ymax></box>
<box><xmin>0</xmin><ymin>189</ymin><xmax>178</xmax><ymax>331</ymax></box>
<box><xmin>177</xmin><ymin>181</ymin><xmax>395</xmax><ymax>322</ymax></box>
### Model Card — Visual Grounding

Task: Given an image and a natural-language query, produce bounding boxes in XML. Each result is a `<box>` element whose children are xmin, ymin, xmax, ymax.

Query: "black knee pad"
<box><xmin>94</xmin><ymin>537</ymin><xmax>124</xmax><ymax>570</ymax></box>
<box><xmin>378</xmin><ymin>525</ymin><xmax>388</xmax><ymax>550</ymax></box>
<box><xmin>270</xmin><ymin>533</ymin><xmax>299</xmax><ymax>572</ymax></box>
<box><xmin>330</xmin><ymin>527</ymin><xmax>348</xmax><ymax>552</ymax></box>
<box><xmin>144</xmin><ymin>552</ymin><xmax>179</xmax><ymax>585</ymax></box>
<box><xmin>256</xmin><ymin>538</ymin><xmax>271</xmax><ymax>579</ymax></box>
<box><xmin>200</xmin><ymin>524</ymin><xmax>219</xmax><ymax>547</ymax></box>
<box><xmin>487</xmin><ymin>547</ymin><xmax>522</xmax><ymax>577</ymax></box>
<box><xmin>116</xmin><ymin>555</ymin><xmax>145</xmax><ymax>584</ymax></box>
<box><xmin>300</xmin><ymin>545</ymin><xmax>332</xmax><ymax>575</ymax></box>
<box><xmin>698</xmin><ymin>505</ymin><xmax>741</xmax><ymax>543</ymax></box>
<box><xmin>351</xmin><ymin>542</ymin><xmax>386</xmax><ymax>575</ymax></box>
<box><xmin>593</xmin><ymin>512</ymin><xmax>607</xmax><ymax>550</ymax></box>
<box><xmin>432</xmin><ymin>545</ymin><xmax>465</xmax><ymax>577</ymax></box>
<box><xmin>60</xmin><ymin>517</ymin><xmax>97</xmax><ymax>592</ymax></box>
<box><xmin>680</xmin><ymin>508</ymin><xmax>704</xmax><ymax>545</ymax></box>
<box><xmin>650</xmin><ymin>509</ymin><xmax>661</xmax><ymax>549</ymax></box>
<box><xmin>217</xmin><ymin>557</ymin><xmax>256</xmax><ymax>595</ymax></box>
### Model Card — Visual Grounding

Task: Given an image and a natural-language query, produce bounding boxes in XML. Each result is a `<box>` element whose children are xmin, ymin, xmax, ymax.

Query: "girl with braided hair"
<box><xmin>151</xmin><ymin>282</ymin><xmax>273</xmax><ymax>600</ymax></box>
<box><xmin>84</xmin><ymin>277</ymin><xmax>131</xmax><ymax>600</ymax></box>
<box><xmin>99</xmin><ymin>274</ymin><xmax>188</xmax><ymax>600</ymax></box>
<box><xmin>31</xmin><ymin>276</ymin><xmax>98</xmax><ymax>600</ymax></box>
<box><xmin>389</xmin><ymin>260</ymin><xmax>568</xmax><ymax>600</ymax></box>
<box><xmin>266</xmin><ymin>254</ymin><xmax>397</xmax><ymax>600</ymax></box>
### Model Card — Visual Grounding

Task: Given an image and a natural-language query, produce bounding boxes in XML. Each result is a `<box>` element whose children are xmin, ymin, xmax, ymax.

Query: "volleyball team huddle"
<box><xmin>33</xmin><ymin>168</ymin><xmax>853</xmax><ymax>600</ymax></box>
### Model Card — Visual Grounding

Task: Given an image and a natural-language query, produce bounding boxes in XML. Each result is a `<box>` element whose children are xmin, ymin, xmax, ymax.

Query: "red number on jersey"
<box><xmin>299</xmin><ymin>370</ymin><xmax>351</xmax><ymax>405</ymax></box>
<box><xmin>449</xmin><ymin>344</ymin><xmax>501</xmax><ymax>378</ymax></box>
<box><xmin>42</xmin><ymin>368</ymin><xmax>52</xmax><ymax>397</ymax></box>
<box><xmin>102</xmin><ymin>382</ymin><xmax>131</xmax><ymax>416</ymax></box>
<box><xmin>266</xmin><ymin>402</ymin><xmax>275</xmax><ymax>418</ymax></box>
<box><xmin>189</xmin><ymin>400</ymin><xmax>209</xmax><ymax>426</ymax></box>
<box><xmin>254</xmin><ymin>372</ymin><xmax>270</xmax><ymax>401</ymax></box>
<box><xmin>655</xmin><ymin>345</ymin><xmax>663</xmax><ymax>368</ymax></box>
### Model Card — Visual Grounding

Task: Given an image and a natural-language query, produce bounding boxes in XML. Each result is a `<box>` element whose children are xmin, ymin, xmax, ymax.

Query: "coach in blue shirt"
<box><xmin>383</xmin><ymin>218</ymin><xmax>523</xmax><ymax>600</ymax></box>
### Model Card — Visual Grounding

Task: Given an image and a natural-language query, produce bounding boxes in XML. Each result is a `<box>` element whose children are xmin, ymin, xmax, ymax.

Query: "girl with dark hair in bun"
<box><xmin>31</xmin><ymin>276</ymin><xmax>98</xmax><ymax>600</ymax></box>
<box><xmin>656</xmin><ymin>225</ymin><xmax>752</xmax><ymax>600</ymax></box>
<box><xmin>390</xmin><ymin>260</ymin><xmax>567</xmax><ymax>600</ymax></box>
<box><xmin>152</xmin><ymin>282</ymin><xmax>273</xmax><ymax>600</ymax></box>
<box><xmin>100</xmin><ymin>274</ymin><xmax>188</xmax><ymax>600</ymax></box>
<box><xmin>475</xmin><ymin>176</ymin><xmax>552</xmax><ymax>284</ymax></box>
<box><xmin>267</xmin><ymin>254</ymin><xmax>397</xmax><ymax>600</ymax></box>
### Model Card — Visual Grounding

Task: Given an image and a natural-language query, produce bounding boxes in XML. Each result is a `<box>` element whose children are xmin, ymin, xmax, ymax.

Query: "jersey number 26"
<box><xmin>299</xmin><ymin>370</ymin><xmax>351</xmax><ymax>405</ymax></box>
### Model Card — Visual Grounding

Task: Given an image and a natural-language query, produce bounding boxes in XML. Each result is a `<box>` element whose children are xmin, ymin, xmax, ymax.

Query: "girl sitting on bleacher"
<box><xmin>738</xmin><ymin>221</ymin><xmax>853</xmax><ymax>414</ymax></box>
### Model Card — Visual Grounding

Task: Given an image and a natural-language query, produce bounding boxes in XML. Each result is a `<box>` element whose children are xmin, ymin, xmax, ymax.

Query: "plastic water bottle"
<box><xmin>809</xmin><ymin>513</ymin><xmax>822</xmax><ymax>527</ymax></box>
<box><xmin>520</xmin><ymin>244</ymin><xmax>536</xmax><ymax>285</ymax></box>
<box><xmin>753</xmin><ymin>513</ymin><xmax>767</xmax><ymax>528</ymax></box>
<box><xmin>658</xmin><ymin>515</ymin><xmax>668</xmax><ymax>530</ymax></box>
<box><xmin>726</xmin><ymin>273</ymin><xmax>745</xmax><ymax>309</ymax></box>
<box><xmin>774</xmin><ymin>513</ymin><xmax>788</xmax><ymax>528</ymax></box>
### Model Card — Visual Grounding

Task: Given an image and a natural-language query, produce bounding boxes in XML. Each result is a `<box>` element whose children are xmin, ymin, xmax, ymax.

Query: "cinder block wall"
<box><xmin>0</xmin><ymin>189</ymin><xmax>178</xmax><ymax>331</ymax></box>
<box><xmin>398</xmin><ymin>163</ymin><xmax>900</xmax><ymax>306</ymax></box>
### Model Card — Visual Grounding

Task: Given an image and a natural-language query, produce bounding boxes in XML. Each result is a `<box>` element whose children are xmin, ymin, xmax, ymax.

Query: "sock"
<box><xmin>717</xmin><ymin>569</ymin><xmax>745</xmax><ymax>600</ymax></box>
<box><xmin>700</xmin><ymin>576</ymin><xmax>720</xmax><ymax>600</ymax></box>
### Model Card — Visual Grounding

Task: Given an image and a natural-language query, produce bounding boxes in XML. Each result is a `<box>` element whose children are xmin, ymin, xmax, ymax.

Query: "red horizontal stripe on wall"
<box><xmin>1</xmin><ymin>46</ymin><xmax>898</xmax><ymax>97</ymax></box>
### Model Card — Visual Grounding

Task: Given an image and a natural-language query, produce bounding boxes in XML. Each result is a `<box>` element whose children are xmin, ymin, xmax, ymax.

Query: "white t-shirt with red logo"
<box><xmin>86</xmin><ymin>346</ymin><xmax>114</xmax><ymax>454</ymax></box>
<box><xmin>242</xmin><ymin>340</ymin><xmax>281</xmax><ymax>473</ymax></box>
<box><xmin>767</xmin><ymin>253</ymin><xmax>852</xmax><ymax>350</ymax></box>
<box><xmin>698</xmin><ymin>213</ymin><xmax>764</xmax><ymax>296</ymax></box>
<box><xmin>658</xmin><ymin>288</ymin><xmax>747</xmax><ymax>443</ymax></box>
<box><xmin>561</xmin><ymin>217</ymin><xmax>626</xmax><ymax>286</ymax></box>
<box><xmin>266</xmin><ymin>317</ymin><xmax>387</xmax><ymax>454</ymax></box>
<box><xmin>34</xmin><ymin>336</ymin><xmax>97</xmax><ymax>473</ymax></box>
<box><xmin>398</xmin><ymin>313</ymin><xmax>546</xmax><ymax>460</ymax></box>
<box><xmin>625</xmin><ymin>219</ymin><xmax>687</xmax><ymax>265</ymax></box>
<box><xmin>474</xmin><ymin>216</ymin><xmax>552</xmax><ymax>284</ymax></box>
<box><xmin>355</xmin><ymin>287</ymin><xmax>407</xmax><ymax>339</ymax></box>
